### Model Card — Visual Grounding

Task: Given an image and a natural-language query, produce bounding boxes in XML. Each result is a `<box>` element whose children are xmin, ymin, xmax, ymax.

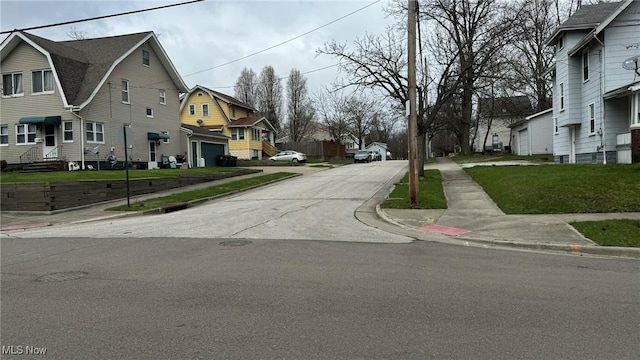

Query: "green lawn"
<box><xmin>452</xmin><ymin>153</ymin><xmax>554</xmax><ymax>164</ymax></box>
<box><xmin>381</xmin><ymin>170</ymin><xmax>447</xmax><ymax>209</ymax></box>
<box><xmin>570</xmin><ymin>220</ymin><xmax>640</xmax><ymax>247</ymax></box>
<box><xmin>0</xmin><ymin>167</ymin><xmax>237</xmax><ymax>183</ymax></box>
<box><xmin>107</xmin><ymin>172</ymin><xmax>298</xmax><ymax>211</ymax></box>
<box><xmin>465</xmin><ymin>164</ymin><xmax>640</xmax><ymax>214</ymax></box>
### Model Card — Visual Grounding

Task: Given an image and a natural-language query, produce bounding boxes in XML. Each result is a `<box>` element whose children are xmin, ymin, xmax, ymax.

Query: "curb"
<box><xmin>374</xmin><ymin>206</ymin><xmax>640</xmax><ymax>260</ymax></box>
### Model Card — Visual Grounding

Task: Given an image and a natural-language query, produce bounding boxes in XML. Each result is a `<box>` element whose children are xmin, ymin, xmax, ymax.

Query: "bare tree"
<box><xmin>286</xmin><ymin>69</ymin><xmax>316</xmax><ymax>142</ymax></box>
<box><xmin>314</xmin><ymin>89</ymin><xmax>351</xmax><ymax>143</ymax></box>
<box><xmin>344</xmin><ymin>94</ymin><xmax>379</xmax><ymax>149</ymax></box>
<box><xmin>67</xmin><ymin>26</ymin><xmax>87</xmax><ymax>40</ymax></box>
<box><xmin>256</xmin><ymin>65</ymin><xmax>283</xmax><ymax>134</ymax></box>
<box><xmin>234</xmin><ymin>67</ymin><xmax>258</xmax><ymax>108</ymax></box>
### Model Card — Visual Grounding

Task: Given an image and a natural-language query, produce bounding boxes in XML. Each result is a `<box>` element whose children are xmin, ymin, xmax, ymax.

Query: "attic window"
<box><xmin>142</xmin><ymin>50</ymin><xmax>150</xmax><ymax>66</ymax></box>
<box><xmin>197</xmin><ymin>92</ymin><xmax>203</xmax><ymax>97</ymax></box>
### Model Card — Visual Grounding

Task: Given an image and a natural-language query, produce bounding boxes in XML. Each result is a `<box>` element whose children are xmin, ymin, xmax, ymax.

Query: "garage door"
<box><xmin>518</xmin><ymin>129</ymin><xmax>528</xmax><ymax>155</ymax></box>
<box><xmin>201</xmin><ymin>142</ymin><xmax>225</xmax><ymax>167</ymax></box>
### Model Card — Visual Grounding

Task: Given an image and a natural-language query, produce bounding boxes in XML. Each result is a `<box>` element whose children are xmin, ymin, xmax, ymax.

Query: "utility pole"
<box><xmin>408</xmin><ymin>0</ymin><xmax>419</xmax><ymax>205</ymax></box>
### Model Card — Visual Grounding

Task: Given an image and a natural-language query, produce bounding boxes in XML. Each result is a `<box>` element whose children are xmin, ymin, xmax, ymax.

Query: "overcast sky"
<box><xmin>1</xmin><ymin>0</ymin><xmax>396</xmax><ymax>97</ymax></box>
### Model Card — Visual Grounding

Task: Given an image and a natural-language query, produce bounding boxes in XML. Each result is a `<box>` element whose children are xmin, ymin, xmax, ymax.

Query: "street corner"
<box><xmin>1</xmin><ymin>222</ymin><xmax>51</xmax><ymax>231</ymax></box>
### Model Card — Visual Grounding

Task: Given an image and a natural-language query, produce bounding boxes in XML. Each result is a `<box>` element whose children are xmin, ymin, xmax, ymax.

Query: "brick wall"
<box><xmin>632</xmin><ymin>128</ymin><xmax>640</xmax><ymax>164</ymax></box>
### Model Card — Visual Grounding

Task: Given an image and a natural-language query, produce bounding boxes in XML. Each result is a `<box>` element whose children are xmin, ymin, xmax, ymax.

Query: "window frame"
<box><xmin>251</xmin><ymin>127</ymin><xmax>260</xmax><ymax>141</ymax></box>
<box><xmin>231</xmin><ymin>128</ymin><xmax>245</xmax><ymax>141</ymax></box>
<box><xmin>2</xmin><ymin>72</ymin><xmax>24</xmax><ymax>97</ymax></box>
<box><xmin>15</xmin><ymin>124</ymin><xmax>36</xmax><ymax>145</ymax></box>
<box><xmin>146</xmin><ymin>107</ymin><xmax>154</xmax><ymax>118</ymax></box>
<box><xmin>188</xmin><ymin>104</ymin><xmax>196</xmax><ymax>116</ymax></box>
<box><xmin>588</xmin><ymin>103</ymin><xmax>596</xmax><ymax>135</ymax></box>
<box><xmin>202</xmin><ymin>103</ymin><xmax>209</xmax><ymax>117</ymax></box>
<box><xmin>553</xmin><ymin>118</ymin><xmax>558</xmax><ymax>135</ymax></box>
<box><xmin>582</xmin><ymin>49</ymin><xmax>590</xmax><ymax>82</ymax></box>
<box><xmin>122</xmin><ymin>79</ymin><xmax>130</xmax><ymax>104</ymax></box>
<box><xmin>0</xmin><ymin>125</ymin><xmax>8</xmax><ymax>146</ymax></box>
<box><xmin>159</xmin><ymin>89</ymin><xmax>166</xmax><ymax>105</ymax></box>
<box><xmin>559</xmin><ymin>82</ymin><xmax>565</xmax><ymax>111</ymax></box>
<box><xmin>142</xmin><ymin>50</ymin><xmax>150</xmax><ymax>66</ymax></box>
<box><xmin>86</xmin><ymin>121</ymin><xmax>105</xmax><ymax>144</ymax></box>
<box><xmin>31</xmin><ymin>69</ymin><xmax>54</xmax><ymax>94</ymax></box>
<box><xmin>63</xmin><ymin>121</ymin><xmax>73</xmax><ymax>142</ymax></box>
<box><xmin>161</xmin><ymin>130</ymin><xmax>170</xmax><ymax>144</ymax></box>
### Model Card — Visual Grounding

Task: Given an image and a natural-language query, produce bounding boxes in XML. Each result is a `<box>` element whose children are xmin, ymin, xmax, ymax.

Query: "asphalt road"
<box><xmin>2</xmin><ymin>162</ymin><xmax>640</xmax><ymax>359</ymax></box>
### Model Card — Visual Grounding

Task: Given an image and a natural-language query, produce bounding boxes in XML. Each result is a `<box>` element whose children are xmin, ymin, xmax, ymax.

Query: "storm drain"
<box><xmin>34</xmin><ymin>271</ymin><xmax>88</xmax><ymax>283</ymax></box>
<box><xmin>219</xmin><ymin>240</ymin><xmax>252</xmax><ymax>247</ymax></box>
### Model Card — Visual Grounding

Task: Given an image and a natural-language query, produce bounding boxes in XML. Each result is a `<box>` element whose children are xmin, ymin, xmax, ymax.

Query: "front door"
<box><xmin>43</xmin><ymin>124</ymin><xmax>57</xmax><ymax>160</ymax></box>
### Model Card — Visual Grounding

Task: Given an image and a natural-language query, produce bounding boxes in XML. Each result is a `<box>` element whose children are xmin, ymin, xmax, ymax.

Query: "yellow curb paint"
<box><xmin>570</xmin><ymin>244</ymin><xmax>582</xmax><ymax>252</ymax></box>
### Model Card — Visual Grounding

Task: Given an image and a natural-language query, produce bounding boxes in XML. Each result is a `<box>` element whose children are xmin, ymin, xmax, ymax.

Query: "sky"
<box><xmin>0</xmin><ymin>0</ymin><xmax>397</xmax><ymax>98</ymax></box>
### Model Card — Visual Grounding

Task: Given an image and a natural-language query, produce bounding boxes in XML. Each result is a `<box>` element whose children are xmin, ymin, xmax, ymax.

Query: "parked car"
<box><xmin>354</xmin><ymin>150</ymin><xmax>372</xmax><ymax>163</ymax></box>
<box><xmin>269</xmin><ymin>150</ymin><xmax>307</xmax><ymax>163</ymax></box>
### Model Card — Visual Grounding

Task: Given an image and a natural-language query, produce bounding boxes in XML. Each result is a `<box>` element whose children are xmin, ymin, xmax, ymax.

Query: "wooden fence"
<box><xmin>277</xmin><ymin>141</ymin><xmax>345</xmax><ymax>160</ymax></box>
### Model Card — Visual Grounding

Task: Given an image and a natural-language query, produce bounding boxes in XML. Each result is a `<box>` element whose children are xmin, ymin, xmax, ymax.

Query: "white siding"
<box><xmin>603</xmin><ymin>0</ymin><xmax>640</xmax><ymax>93</ymax></box>
<box><xmin>529</xmin><ymin>112</ymin><xmax>554</xmax><ymax>154</ymax></box>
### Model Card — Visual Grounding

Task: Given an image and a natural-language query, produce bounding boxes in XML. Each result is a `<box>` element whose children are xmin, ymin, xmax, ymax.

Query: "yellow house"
<box><xmin>179</xmin><ymin>85</ymin><xmax>277</xmax><ymax>163</ymax></box>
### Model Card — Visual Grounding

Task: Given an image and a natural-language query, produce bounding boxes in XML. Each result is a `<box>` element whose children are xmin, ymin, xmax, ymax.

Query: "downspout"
<box><xmin>67</xmin><ymin>106</ymin><xmax>85</xmax><ymax>170</ymax></box>
<box><xmin>595</xmin><ymin>36</ymin><xmax>606</xmax><ymax>164</ymax></box>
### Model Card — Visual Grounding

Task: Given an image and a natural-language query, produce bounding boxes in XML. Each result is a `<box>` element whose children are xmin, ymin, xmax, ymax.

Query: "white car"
<box><xmin>269</xmin><ymin>150</ymin><xmax>307</xmax><ymax>163</ymax></box>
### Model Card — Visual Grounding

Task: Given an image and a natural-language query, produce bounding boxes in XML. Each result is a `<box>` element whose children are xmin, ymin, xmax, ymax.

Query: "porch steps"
<box><xmin>20</xmin><ymin>161</ymin><xmax>65</xmax><ymax>173</ymax></box>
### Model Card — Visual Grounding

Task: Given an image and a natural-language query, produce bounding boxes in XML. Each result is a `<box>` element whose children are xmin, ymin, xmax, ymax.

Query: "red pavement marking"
<box><xmin>420</xmin><ymin>225</ymin><xmax>470</xmax><ymax>236</ymax></box>
<box><xmin>1</xmin><ymin>223</ymin><xmax>50</xmax><ymax>231</ymax></box>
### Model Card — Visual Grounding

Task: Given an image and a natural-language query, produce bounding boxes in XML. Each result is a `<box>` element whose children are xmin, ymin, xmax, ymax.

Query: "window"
<box><xmin>63</xmin><ymin>121</ymin><xmax>73</xmax><ymax>142</ymax></box>
<box><xmin>559</xmin><ymin>82</ymin><xmax>565</xmax><ymax>111</ymax></box>
<box><xmin>86</xmin><ymin>122</ymin><xmax>104</xmax><ymax>143</ymax></box>
<box><xmin>553</xmin><ymin>118</ymin><xmax>558</xmax><ymax>135</ymax></box>
<box><xmin>189</xmin><ymin>104</ymin><xmax>196</xmax><ymax>116</ymax></box>
<box><xmin>0</xmin><ymin>125</ymin><xmax>8</xmax><ymax>145</ymax></box>
<box><xmin>202</xmin><ymin>104</ymin><xmax>209</xmax><ymax>117</ymax></box>
<box><xmin>582</xmin><ymin>50</ymin><xmax>589</xmax><ymax>82</ymax></box>
<box><xmin>2</xmin><ymin>72</ymin><xmax>23</xmax><ymax>96</ymax></box>
<box><xmin>159</xmin><ymin>90</ymin><xmax>166</xmax><ymax>105</ymax></box>
<box><xmin>142</xmin><ymin>50</ymin><xmax>150</xmax><ymax>66</ymax></box>
<box><xmin>16</xmin><ymin>124</ymin><xmax>36</xmax><ymax>144</ymax></box>
<box><xmin>146</xmin><ymin>107</ymin><xmax>153</xmax><ymax>118</ymax></box>
<box><xmin>251</xmin><ymin>149</ymin><xmax>259</xmax><ymax>159</ymax></box>
<box><xmin>149</xmin><ymin>141</ymin><xmax>157</xmax><ymax>162</ymax></box>
<box><xmin>558</xmin><ymin>35</ymin><xmax>564</xmax><ymax>50</ymax></box>
<box><xmin>231</xmin><ymin>128</ymin><xmax>245</xmax><ymax>140</ymax></box>
<box><xmin>161</xmin><ymin>130</ymin><xmax>169</xmax><ymax>144</ymax></box>
<box><xmin>252</xmin><ymin>128</ymin><xmax>260</xmax><ymax>141</ymax></box>
<box><xmin>122</xmin><ymin>80</ymin><xmax>130</xmax><ymax>103</ymax></box>
<box><xmin>32</xmin><ymin>70</ymin><xmax>54</xmax><ymax>94</ymax></box>
<box><xmin>588</xmin><ymin>103</ymin><xmax>595</xmax><ymax>134</ymax></box>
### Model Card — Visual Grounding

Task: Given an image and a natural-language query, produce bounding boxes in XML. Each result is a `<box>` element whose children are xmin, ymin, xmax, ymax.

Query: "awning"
<box><xmin>147</xmin><ymin>132</ymin><xmax>170</xmax><ymax>140</ymax></box>
<box><xmin>19</xmin><ymin>116</ymin><xmax>61</xmax><ymax>125</ymax></box>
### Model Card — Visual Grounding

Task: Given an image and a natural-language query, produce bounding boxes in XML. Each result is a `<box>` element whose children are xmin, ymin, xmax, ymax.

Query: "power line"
<box><xmin>179</xmin><ymin>0</ymin><xmax>382</xmax><ymax>79</ymax></box>
<box><xmin>0</xmin><ymin>0</ymin><xmax>203</xmax><ymax>35</ymax></box>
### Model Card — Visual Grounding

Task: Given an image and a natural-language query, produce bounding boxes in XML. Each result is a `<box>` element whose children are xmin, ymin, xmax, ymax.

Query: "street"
<box><xmin>2</xmin><ymin>161</ymin><xmax>640</xmax><ymax>359</ymax></box>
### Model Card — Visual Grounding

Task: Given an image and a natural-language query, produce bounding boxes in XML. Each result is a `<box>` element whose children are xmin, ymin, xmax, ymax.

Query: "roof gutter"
<box><xmin>65</xmin><ymin>106</ymin><xmax>85</xmax><ymax>170</ymax></box>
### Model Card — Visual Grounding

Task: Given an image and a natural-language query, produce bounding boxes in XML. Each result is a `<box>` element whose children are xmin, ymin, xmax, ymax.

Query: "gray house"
<box><xmin>545</xmin><ymin>0</ymin><xmax>640</xmax><ymax>164</ymax></box>
<box><xmin>0</xmin><ymin>31</ymin><xmax>187</xmax><ymax>169</ymax></box>
<box><xmin>509</xmin><ymin>108</ymin><xmax>554</xmax><ymax>156</ymax></box>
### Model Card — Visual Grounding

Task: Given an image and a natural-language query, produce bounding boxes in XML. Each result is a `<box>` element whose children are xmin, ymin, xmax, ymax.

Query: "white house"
<box><xmin>545</xmin><ymin>0</ymin><xmax>640</xmax><ymax>164</ymax></box>
<box><xmin>365</xmin><ymin>141</ymin><xmax>389</xmax><ymax>161</ymax></box>
<box><xmin>509</xmin><ymin>108</ymin><xmax>554</xmax><ymax>156</ymax></box>
<box><xmin>473</xmin><ymin>96</ymin><xmax>534</xmax><ymax>153</ymax></box>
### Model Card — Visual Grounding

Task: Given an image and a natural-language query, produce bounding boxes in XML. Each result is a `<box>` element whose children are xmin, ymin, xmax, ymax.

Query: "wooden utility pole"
<box><xmin>408</xmin><ymin>0</ymin><xmax>419</xmax><ymax>204</ymax></box>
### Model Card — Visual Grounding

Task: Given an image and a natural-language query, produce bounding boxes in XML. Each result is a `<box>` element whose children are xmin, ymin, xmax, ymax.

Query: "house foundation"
<box><xmin>632</xmin><ymin>127</ymin><xmax>640</xmax><ymax>164</ymax></box>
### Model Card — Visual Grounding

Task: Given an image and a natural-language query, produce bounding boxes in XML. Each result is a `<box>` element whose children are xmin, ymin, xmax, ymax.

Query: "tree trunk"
<box><xmin>460</xmin><ymin>78</ymin><xmax>474</xmax><ymax>155</ymax></box>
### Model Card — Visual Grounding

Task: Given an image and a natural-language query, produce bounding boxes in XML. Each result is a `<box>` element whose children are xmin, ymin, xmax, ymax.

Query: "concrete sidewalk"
<box><xmin>0</xmin><ymin>166</ymin><xmax>323</xmax><ymax>230</ymax></box>
<box><xmin>378</xmin><ymin>157</ymin><xmax>640</xmax><ymax>259</ymax></box>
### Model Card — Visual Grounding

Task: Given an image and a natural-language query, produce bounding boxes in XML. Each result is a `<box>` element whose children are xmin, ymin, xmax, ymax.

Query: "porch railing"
<box><xmin>19</xmin><ymin>146</ymin><xmax>41</xmax><ymax>163</ymax></box>
<box><xmin>262</xmin><ymin>140</ymin><xmax>277</xmax><ymax>157</ymax></box>
<box><xmin>44</xmin><ymin>145</ymin><xmax>62</xmax><ymax>161</ymax></box>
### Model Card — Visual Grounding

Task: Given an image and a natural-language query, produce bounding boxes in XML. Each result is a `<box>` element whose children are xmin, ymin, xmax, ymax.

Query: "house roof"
<box><xmin>229</xmin><ymin>116</ymin><xmax>276</xmax><ymax>132</ymax></box>
<box><xmin>0</xmin><ymin>31</ymin><xmax>187</xmax><ymax>109</ymax></box>
<box><xmin>182</xmin><ymin>85</ymin><xmax>255</xmax><ymax>111</ymax></box>
<box><xmin>181</xmin><ymin>124</ymin><xmax>230</xmax><ymax>139</ymax></box>
<box><xmin>366</xmin><ymin>142</ymin><xmax>388</xmax><ymax>150</ymax></box>
<box><xmin>545</xmin><ymin>1</ymin><xmax>632</xmax><ymax>46</ymax></box>
<box><xmin>478</xmin><ymin>96</ymin><xmax>534</xmax><ymax>118</ymax></box>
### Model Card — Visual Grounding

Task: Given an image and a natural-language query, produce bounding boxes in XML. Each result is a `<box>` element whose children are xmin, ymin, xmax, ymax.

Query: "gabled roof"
<box><xmin>545</xmin><ymin>0</ymin><xmax>633</xmax><ymax>46</ymax></box>
<box><xmin>181</xmin><ymin>123</ymin><xmax>230</xmax><ymax>140</ymax></box>
<box><xmin>0</xmin><ymin>31</ymin><xmax>187</xmax><ymax>109</ymax></box>
<box><xmin>229</xmin><ymin>116</ymin><xmax>276</xmax><ymax>132</ymax></box>
<box><xmin>181</xmin><ymin>84</ymin><xmax>255</xmax><ymax>112</ymax></box>
<box><xmin>478</xmin><ymin>96</ymin><xmax>534</xmax><ymax>118</ymax></box>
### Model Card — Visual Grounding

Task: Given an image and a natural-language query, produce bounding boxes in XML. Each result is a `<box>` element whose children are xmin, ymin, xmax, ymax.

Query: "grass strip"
<box><xmin>381</xmin><ymin>170</ymin><xmax>447</xmax><ymax>209</ymax></box>
<box><xmin>107</xmin><ymin>172</ymin><xmax>297</xmax><ymax>211</ymax></box>
<box><xmin>465</xmin><ymin>164</ymin><xmax>640</xmax><ymax>214</ymax></box>
<box><xmin>570</xmin><ymin>220</ymin><xmax>640</xmax><ymax>247</ymax></box>
<box><xmin>1</xmin><ymin>167</ymin><xmax>237</xmax><ymax>183</ymax></box>
<box><xmin>451</xmin><ymin>153</ymin><xmax>554</xmax><ymax>164</ymax></box>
